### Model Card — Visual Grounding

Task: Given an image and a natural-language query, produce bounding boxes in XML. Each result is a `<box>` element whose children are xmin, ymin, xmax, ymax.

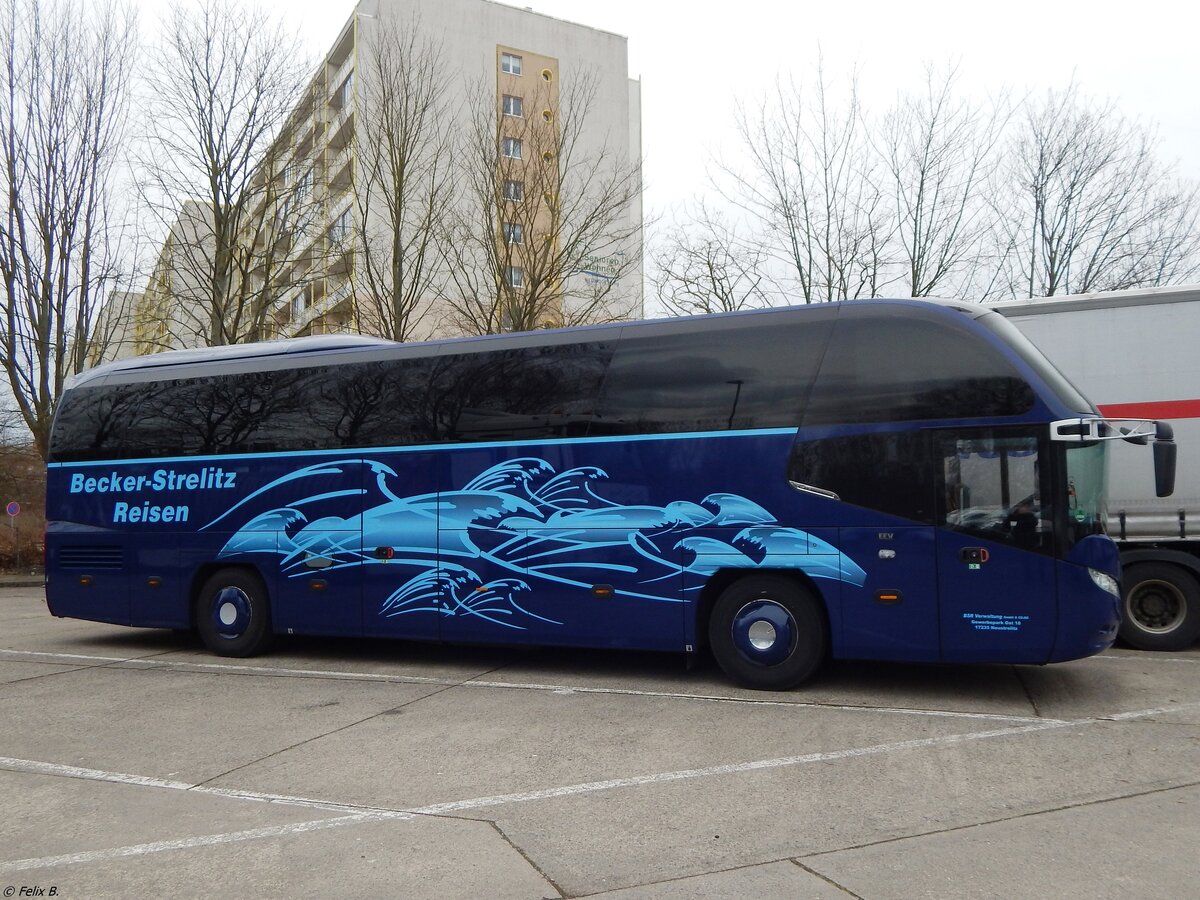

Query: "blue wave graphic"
<box><xmin>380</xmin><ymin>565</ymin><xmax>562</xmax><ymax>630</ymax></box>
<box><xmin>210</xmin><ymin>457</ymin><xmax>867</xmax><ymax>630</ymax></box>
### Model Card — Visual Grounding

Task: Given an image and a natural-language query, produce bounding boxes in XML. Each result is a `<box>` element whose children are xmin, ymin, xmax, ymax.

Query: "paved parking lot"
<box><xmin>2</xmin><ymin>584</ymin><xmax>1198</xmax><ymax>898</ymax></box>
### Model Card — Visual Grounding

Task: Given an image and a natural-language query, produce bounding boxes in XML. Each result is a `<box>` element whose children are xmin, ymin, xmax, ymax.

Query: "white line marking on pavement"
<box><xmin>1100</xmin><ymin>703</ymin><xmax>1200</xmax><ymax>721</ymax></box>
<box><xmin>0</xmin><ymin>648</ymin><xmax>1058</xmax><ymax>725</ymax></box>
<box><xmin>408</xmin><ymin>701</ymin><xmax>1200</xmax><ymax>816</ymax></box>
<box><xmin>0</xmin><ymin>649</ymin><xmax>139</xmax><ymax>663</ymax></box>
<box><xmin>0</xmin><ymin>814</ymin><xmax>399</xmax><ymax>874</ymax></box>
<box><xmin>0</xmin><ymin>756</ymin><xmax>194</xmax><ymax>792</ymax></box>
<box><xmin>461</xmin><ymin>678</ymin><xmax>1062</xmax><ymax>724</ymax></box>
<box><xmin>3</xmin><ymin>699</ymin><xmax>1199</xmax><ymax>872</ymax></box>
<box><xmin>406</xmin><ymin>722</ymin><xmax>1070</xmax><ymax>814</ymax></box>
<box><xmin>0</xmin><ymin>756</ymin><xmax>402</xmax><ymax>816</ymax></box>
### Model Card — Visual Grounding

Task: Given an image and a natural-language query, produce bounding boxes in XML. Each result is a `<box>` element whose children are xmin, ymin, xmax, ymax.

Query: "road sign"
<box><xmin>6</xmin><ymin>501</ymin><xmax>19</xmax><ymax>517</ymax></box>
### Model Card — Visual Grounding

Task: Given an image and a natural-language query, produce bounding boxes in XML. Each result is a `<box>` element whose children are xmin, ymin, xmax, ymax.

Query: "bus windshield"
<box><xmin>1065</xmin><ymin>441</ymin><xmax>1108</xmax><ymax>543</ymax></box>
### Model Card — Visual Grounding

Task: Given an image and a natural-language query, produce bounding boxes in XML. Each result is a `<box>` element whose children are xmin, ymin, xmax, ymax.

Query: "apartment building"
<box><xmin>133</xmin><ymin>201</ymin><xmax>214</xmax><ymax>354</ymax></box>
<box><xmin>117</xmin><ymin>0</ymin><xmax>642</xmax><ymax>357</ymax></box>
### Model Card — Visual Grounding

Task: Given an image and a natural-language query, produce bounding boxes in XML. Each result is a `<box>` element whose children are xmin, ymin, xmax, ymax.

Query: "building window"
<box><xmin>295</xmin><ymin>169</ymin><xmax>313</xmax><ymax>199</ymax></box>
<box><xmin>506</xmin><ymin>266</ymin><xmax>524</xmax><ymax>288</ymax></box>
<box><xmin>502</xmin><ymin>137</ymin><xmax>522</xmax><ymax>160</ymax></box>
<box><xmin>330</xmin><ymin>208</ymin><xmax>351</xmax><ymax>242</ymax></box>
<box><xmin>501</xmin><ymin>53</ymin><xmax>522</xmax><ymax>75</ymax></box>
<box><xmin>502</xmin><ymin>94</ymin><xmax>523</xmax><ymax>118</ymax></box>
<box><xmin>503</xmin><ymin>222</ymin><xmax>524</xmax><ymax>244</ymax></box>
<box><xmin>337</xmin><ymin>71</ymin><xmax>353</xmax><ymax>109</ymax></box>
<box><xmin>503</xmin><ymin>179</ymin><xmax>524</xmax><ymax>201</ymax></box>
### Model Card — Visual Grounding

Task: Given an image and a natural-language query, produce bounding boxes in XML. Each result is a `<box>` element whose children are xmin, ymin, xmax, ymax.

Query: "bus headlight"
<box><xmin>1088</xmin><ymin>568</ymin><xmax>1120</xmax><ymax>598</ymax></box>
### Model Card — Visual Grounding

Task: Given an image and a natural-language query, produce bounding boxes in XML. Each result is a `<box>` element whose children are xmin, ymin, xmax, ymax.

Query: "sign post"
<box><xmin>7</xmin><ymin>501</ymin><xmax>19</xmax><ymax>569</ymax></box>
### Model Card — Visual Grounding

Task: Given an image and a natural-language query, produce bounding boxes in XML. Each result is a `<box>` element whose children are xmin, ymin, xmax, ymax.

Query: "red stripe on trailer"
<box><xmin>1097</xmin><ymin>399</ymin><xmax>1200</xmax><ymax>420</ymax></box>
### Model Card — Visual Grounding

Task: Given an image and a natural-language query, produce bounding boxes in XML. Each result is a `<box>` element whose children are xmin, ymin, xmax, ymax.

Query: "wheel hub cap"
<box><xmin>732</xmin><ymin>600</ymin><xmax>796</xmax><ymax>666</ymax></box>
<box><xmin>748</xmin><ymin>620</ymin><xmax>778</xmax><ymax>650</ymax></box>
<box><xmin>213</xmin><ymin>587</ymin><xmax>251</xmax><ymax>638</ymax></box>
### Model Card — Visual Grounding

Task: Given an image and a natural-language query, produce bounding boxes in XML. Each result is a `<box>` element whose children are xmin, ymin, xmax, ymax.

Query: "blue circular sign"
<box><xmin>6</xmin><ymin>501</ymin><xmax>19</xmax><ymax>517</ymax></box>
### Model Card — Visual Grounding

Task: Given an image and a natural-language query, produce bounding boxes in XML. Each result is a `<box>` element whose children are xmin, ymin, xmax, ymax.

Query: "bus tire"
<box><xmin>1119</xmin><ymin>562</ymin><xmax>1200</xmax><ymax>651</ymax></box>
<box><xmin>195</xmin><ymin>568</ymin><xmax>274</xmax><ymax>658</ymax></box>
<box><xmin>708</xmin><ymin>575</ymin><xmax>826</xmax><ymax>690</ymax></box>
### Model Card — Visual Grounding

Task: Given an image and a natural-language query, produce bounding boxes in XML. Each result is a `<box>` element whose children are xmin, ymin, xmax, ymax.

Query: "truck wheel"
<box><xmin>1119</xmin><ymin>563</ymin><xmax>1200</xmax><ymax>651</ymax></box>
<box><xmin>708</xmin><ymin>575</ymin><xmax>826</xmax><ymax>690</ymax></box>
<box><xmin>195</xmin><ymin>568</ymin><xmax>274</xmax><ymax>658</ymax></box>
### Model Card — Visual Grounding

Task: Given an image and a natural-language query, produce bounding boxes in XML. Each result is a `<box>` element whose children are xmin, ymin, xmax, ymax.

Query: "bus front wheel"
<box><xmin>1119</xmin><ymin>563</ymin><xmax>1200</xmax><ymax>651</ymax></box>
<box><xmin>708</xmin><ymin>575</ymin><xmax>826</xmax><ymax>690</ymax></box>
<box><xmin>195</xmin><ymin>568</ymin><xmax>274</xmax><ymax>658</ymax></box>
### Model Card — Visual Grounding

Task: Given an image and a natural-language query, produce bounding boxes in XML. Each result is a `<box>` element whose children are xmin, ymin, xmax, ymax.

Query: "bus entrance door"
<box><xmin>936</xmin><ymin>533</ymin><xmax>1057</xmax><ymax>663</ymax></box>
<box><xmin>935</xmin><ymin>433</ymin><xmax>1057</xmax><ymax>663</ymax></box>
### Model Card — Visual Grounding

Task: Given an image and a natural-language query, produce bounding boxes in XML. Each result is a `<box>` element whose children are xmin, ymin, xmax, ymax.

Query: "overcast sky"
<box><xmin>134</xmin><ymin>0</ymin><xmax>1200</xmax><ymax>220</ymax></box>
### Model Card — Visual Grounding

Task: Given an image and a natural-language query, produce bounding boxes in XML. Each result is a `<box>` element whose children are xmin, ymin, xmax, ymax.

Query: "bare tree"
<box><xmin>0</xmin><ymin>0</ymin><xmax>135</xmax><ymax>457</ymax></box>
<box><xmin>703</xmin><ymin>67</ymin><xmax>1200</xmax><ymax>307</ymax></box>
<box><xmin>720</xmin><ymin>65</ymin><xmax>893</xmax><ymax>304</ymax></box>
<box><xmin>443</xmin><ymin>69</ymin><xmax>642</xmax><ymax>335</ymax></box>
<box><xmin>878</xmin><ymin>66</ymin><xmax>1008</xmax><ymax>298</ymax></box>
<box><xmin>139</xmin><ymin>0</ymin><xmax>316</xmax><ymax>349</ymax></box>
<box><xmin>349</xmin><ymin>15</ymin><xmax>455</xmax><ymax>342</ymax></box>
<box><xmin>995</xmin><ymin>85</ymin><xmax>1200</xmax><ymax>297</ymax></box>
<box><xmin>650</xmin><ymin>201</ymin><xmax>769</xmax><ymax>315</ymax></box>
<box><xmin>1137</xmin><ymin>178</ymin><xmax>1200</xmax><ymax>286</ymax></box>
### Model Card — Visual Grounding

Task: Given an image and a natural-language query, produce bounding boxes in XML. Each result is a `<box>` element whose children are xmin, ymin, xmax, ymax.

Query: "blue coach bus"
<box><xmin>44</xmin><ymin>300</ymin><xmax>1174</xmax><ymax>689</ymax></box>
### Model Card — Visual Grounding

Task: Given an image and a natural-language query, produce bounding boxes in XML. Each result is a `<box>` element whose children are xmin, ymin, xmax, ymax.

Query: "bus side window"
<box><xmin>803</xmin><ymin>308</ymin><xmax>1035</xmax><ymax>427</ymax></box>
<box><xmin>788</xmin><ymin>432</ymin><xmax>937</xmax><ymax>523</ymax></box>
<box><xmin>938</xmin><ymin>432</ymin><xmax>1051</xmax><ymax>553</ymax></box>
<box><xmin>596</xmin><ymin>319</ymin><xmax>830</xmax><ymax>436</ymax></box>
<box><xmin>299</xmin><ymin>359</ymin><xmax>440</xmax><ymax>449</ymax></box>
<box><xmin>431</xmin><ymin>342</ymin><xmax>613</xmax><ymax>443</ymax></box>
<box><xmin>49</xmin><ymin>383</ymin><xmax>149</xmax><ymax>461</ymax></box>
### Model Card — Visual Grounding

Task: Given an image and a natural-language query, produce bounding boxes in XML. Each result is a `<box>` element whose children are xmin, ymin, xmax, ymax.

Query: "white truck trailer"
<box><xmin>992</xmin><ymin>285</ymin><xmax>1200</xmax><ymax>650</ymax></box>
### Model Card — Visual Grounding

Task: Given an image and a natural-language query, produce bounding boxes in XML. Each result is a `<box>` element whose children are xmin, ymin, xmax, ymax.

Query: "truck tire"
<box><xmin>708</xmin><ymin>575</ymin><xmax>827</xmax><ymax>690</ymax></box>
<box><xmin>1119</xmin><ymin>562</ymin><xmax>1200</xmax><ymax>651</ymax></box>
<box><xmin>195</xmin><ymin>568</ymin><xmax>274</xmax><ymax>658</ymax></box>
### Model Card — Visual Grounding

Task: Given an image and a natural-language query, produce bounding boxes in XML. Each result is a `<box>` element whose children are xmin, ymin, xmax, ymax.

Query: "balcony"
<box><xmin>327</xmin><ymin>147</ymin><xmax>353</xmax><ymax>199</ymax></box>
<box><xmin>329</xmin><ymin>57</ymin><xmax>353</xmax><ymax>104</ymax></box>
<box><xmin>327</xmin><ymin>106</ymin><xmax>354</xmax><ymax>151</ymax></box>
<box><xmin>286</xmin><ymin>278</ymin><xmax>353</xmax><ymax>337</ymax></box>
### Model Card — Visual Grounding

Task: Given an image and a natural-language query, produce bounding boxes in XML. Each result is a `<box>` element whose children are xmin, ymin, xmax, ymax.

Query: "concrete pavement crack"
<box><xmin>1012</xmin><ymin>665</ymin><xmax>1043</xmax><ymax>717</ymax></box>
<box><xmin>189</xmin><ymin>665</ymin><xmax>508</xmax><ymax>791</ymax></box>
<box><xmin>790</xmin><ymin>859</ymin><xmax>867</xmax><ymax>898</ymax></box>
<box><xmin>489</xmin><ymin>820</ymin><xmax>565</xmax><ymax>898</ymax></box>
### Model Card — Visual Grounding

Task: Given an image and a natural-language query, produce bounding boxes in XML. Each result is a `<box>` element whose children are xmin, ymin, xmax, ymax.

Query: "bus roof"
<box><xmin>68</xmin><ymin>334</ymin><xmax>396</xmax><ymax>389</ymax></box>
<box><xmin>70</xmin><ymin>298</ymin><xmax>992</xmax><ymax>389</ymax></box>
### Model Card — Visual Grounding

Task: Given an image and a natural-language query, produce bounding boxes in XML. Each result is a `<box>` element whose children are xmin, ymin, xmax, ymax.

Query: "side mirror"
<box><xmin>1119</xmin><ymin>426</ymin><xmax>1150</xmax><ymax>446</ymax></box>
<box><xmin>1154</xmin><ymin>422</ymin><xmax>1176</xmax><ymax>498</ymax></box>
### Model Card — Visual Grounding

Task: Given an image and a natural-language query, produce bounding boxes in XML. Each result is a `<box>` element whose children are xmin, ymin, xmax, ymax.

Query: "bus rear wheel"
<box><xmin>195</xmin><ymin>568</ymin><xmax>274</xmax><ymax>658</ymax></box>
<box><xmin>708</xmin><ymin>575</ymin><xmax>826</xmax><ymax>690</ymax></box>
<box><xmin>1119</xmin><ymin>563</ymin><xmax>1200</xmax><ymax>651</ymax></box>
